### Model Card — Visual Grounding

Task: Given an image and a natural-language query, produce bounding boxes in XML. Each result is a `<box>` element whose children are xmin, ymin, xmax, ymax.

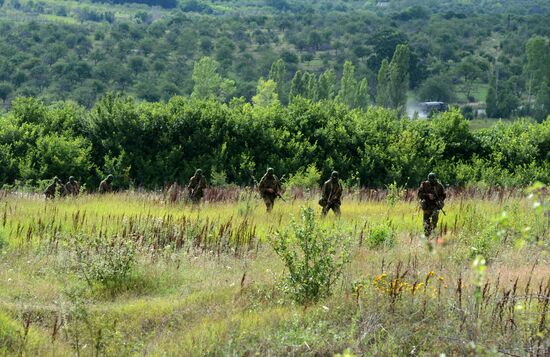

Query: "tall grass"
<box><xmin>0</xmin><ymin>187</ymin><xmax>547</xmax><ymax>355</ymax></box>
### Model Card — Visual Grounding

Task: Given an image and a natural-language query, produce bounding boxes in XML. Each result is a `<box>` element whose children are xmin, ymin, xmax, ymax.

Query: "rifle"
<box><xmin>276</xmin><ymin>191</ymin><xmax>286</xmax><ymax>202</ymax></box>
<box><xmin>433</xmin><ymin>185</ymin><xmax>446</xmax><ymax>216</ymax></box>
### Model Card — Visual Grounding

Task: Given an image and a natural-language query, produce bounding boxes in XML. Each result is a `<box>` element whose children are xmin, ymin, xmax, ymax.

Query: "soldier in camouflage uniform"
<box><xmin>258</xmin><ymin>168</ymin><xmax>282</xmax><ymax>212</ymax></box>
<box><xmin>65</xmin><ymin>176</ymin><xmax>80</xmax><ymax>196</ymax></box>
<box><xmin>44</xmin><ymin>177</ymin><xmax>64</xmax><ymax>199</ymax></box>
<box><xmin>99</xmin><ymin>174</ymin><xmax>113</xmax><ymax>194</ymax></box>
<box><xmin>187</xmin><ymin>169</ymin><xmax>207</xmax><ymax>203</ymax></box>
<box><xmin>320</xmin><ymin>171</ymin><xmax>343</xmax><ymax>216</ymax></box>
<box><xmin>418</xmin><ymin>172</ymin><xmax>446</xmax><ymax>237</ymax></box>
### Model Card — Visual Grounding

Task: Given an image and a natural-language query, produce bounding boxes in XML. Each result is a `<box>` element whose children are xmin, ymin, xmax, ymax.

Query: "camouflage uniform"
<box><xmin>65</xmin><ymin>176</ymin><xmax>80</xmax><ymax>196</ymax></box>
<box><xmin>418</xmin><ymin>173</ymin><xmax>446</xmax><ymax>237</ymax></box>
<box><xmin>44</xmin><ymin>177</ymin><xmax>64</xmax><ymax>199</ymax></box>
<box><xmin>187</xmin><ymin>169</ymin><xmax>207</xmax><ymax>203</ymax></box>
<box><xmin>99</xmin><ymin>174</ymin><xmax>113</xmax><ymax>194</ymax></box>
<box><xmin>320</xmin><ymin>171</ymin><xmax>343</xmax><ymax>216</ymax></box>
<box><xmin>258</xmin><ymin>168</ymin><xmax>282</xmax><ymax>212</ymax></box>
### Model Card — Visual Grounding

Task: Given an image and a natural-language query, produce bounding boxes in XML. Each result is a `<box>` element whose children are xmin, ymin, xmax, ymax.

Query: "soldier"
<box><xmin>418</xmin><ymin>172</ymin><xmax>446</xmax><ymax>237</ymax></box>
<box><xmin>258</xmin><ymin>167</ymin><xmax>282</xmax><ymax>212</ymax></box>
<box><xmin>319</xmin><ymin>171</ymin><xmax>343</xmax><ymax>216</ymax></box>
<box><xmin>187</xmin><ymin>169</ymin><xmax>207</xmax><ymax>203</ymax></box>
<box><xmin>65</xmin><ymin>176</ymin><xmax>80</xmax><ymax>196</ymax></box>
<box><xmin>99</xmin><ymin>174</ymin><xmax>113</xmax><ymax>194</ymax></box>
<box><xmin>44</xmin><ymin>177</ymin><xmax>64</xmax><ymax>199</ymax></box>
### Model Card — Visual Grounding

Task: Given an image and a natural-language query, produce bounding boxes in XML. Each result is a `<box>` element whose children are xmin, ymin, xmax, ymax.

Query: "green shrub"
<box><xmin>367</xmin><ymin>222</ymin><xmax>396</xmax><ymax>249</ymax></box>
<box><xmin>286</xmin><ymin>164</ymin><xmax>321</xmax><ymax>189</ymax></box>
<box><xmin>270</xmin><ymin>207</ymin><xmax>351</xmax><ymax>304</ymax></box>
<box><xmin>385</xmin><ymin>181</ymin><xmax>405</xmax><ymax>206</ymax></box>
<box><xmin>210</xmin><ymin>169</ymin><xmax>228</xmax><ymax>186</ymax></box>
<box><xmin>72</xmin><ymin>235</ymin><xmax>137</xmax><ymax>295</ymax></box>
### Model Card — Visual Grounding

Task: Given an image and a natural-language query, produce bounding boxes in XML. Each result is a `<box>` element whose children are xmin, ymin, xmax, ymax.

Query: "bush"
<box><xmin>72</xmin><ymin>235</ymin><xmax>137</xmax><ymax>295</ymax></box>
<box><xmin>271</xmin><ymin>207</ymin><xmax>351</xmax><ymax>304</ymax></box>
<box><xmin>367</xmin><ymin>222</ymin><xmax>396</xmax><ymax>249</ymax></box>
<box><xmin>286</xmin><ymin>164</ymin><xmax>321</xmax><ymax>189</ymax></box>
<box><xmin>385</xmin><ymin>181</ymin><xmax>405</xmax><ymax>206</ymax></box>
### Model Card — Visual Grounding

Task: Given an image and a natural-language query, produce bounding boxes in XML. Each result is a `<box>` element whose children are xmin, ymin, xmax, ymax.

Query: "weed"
<box><xmin>366</xmin><ymin>222</ymin><xmax>396</xmax><ymax>249</ymax></box>
<box><xmin>271</xmin><ymin>207</ymin><xmax>351</xmax><ymax>304</ymax></box>
<box><xmin>71</xmin><ymin>234</ymin><xmax>137</xmax><ymax>296</ymax></box>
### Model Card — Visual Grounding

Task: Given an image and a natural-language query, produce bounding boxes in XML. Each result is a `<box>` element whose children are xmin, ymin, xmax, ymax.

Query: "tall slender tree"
<box><xmin>318</xmin><ymin>69</ymin><xmax>337</xmax><ymax>100</ymax></box>
<box><xmin>269</xmin><ymin>59</ymin><xmax>288</xmax><ymax>104</ymax></box>
<box><xmin>337</xmin><ymin>61</ymin><xmax>357</xmax><ymax>107</ymax></box>
<box><xmin>388</xmin><ymin>44</ymin><xmax>410</xmax><ymax>112</ymax></box>
<box><xmin>289</xmin><ymin>70</ymin><xmax>304</xmax><ymax>101</ymax></box>
<box><xmin>356</xmin><ymin>78</ymin><xmax>370</xmax><ymax>110</ymax></box>
<box><xmin>376</xmin><ymin>58</ymin><xmax>390</xmax><ymax>107</ymax></box>
<box><xmin>252</xmin><ymin>78</ymin><xmax>279</xmax><ymax>107</ymax></box>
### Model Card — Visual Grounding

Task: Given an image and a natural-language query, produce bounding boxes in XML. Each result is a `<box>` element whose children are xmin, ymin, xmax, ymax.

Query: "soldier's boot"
<box><xmin>321</xmin><ymin>205</ymin><xmax>329</xmax><ymax>216</ymax></box>
<box><xmin>266</xmin><ymin>200</ymin><xmax>273</xmax><ymax>213</ymax></box>
<box><xmin>333</xmin><ymin>204</ymin><xmax>341</xmax><ymax>216</ymax></box>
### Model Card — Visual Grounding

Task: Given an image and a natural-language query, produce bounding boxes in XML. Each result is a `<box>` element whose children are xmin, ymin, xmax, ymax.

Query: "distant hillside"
<box><xmin>0</xmin><ymin>0</ymin><xmax>548</xmax><ymax>120</ymax></box>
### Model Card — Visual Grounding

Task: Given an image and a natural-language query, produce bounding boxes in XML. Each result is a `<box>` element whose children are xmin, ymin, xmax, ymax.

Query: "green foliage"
<box><xmin>210</xmin><ymin>169</ymin><xmax>228</xmax><ymax>187</ymax></box>
<box><xmin>252</xmin><ymin>78</ymin><xmax>279</xmax><ymax>107</ymax></box>
<box><xmin>385</xmin><ymin>181</ymin><xmax>405</xmax><ymax>206</ymax></box>
<box><xmin>269</xmin><ymin>59</ymin><xmax>288</xmax><ymax>104</ymax></box>
<box><xmin>336</xmin><ymin>61</ymin><xmax>357</xmax><ymax>108</ymax></box>
<box><xmin>387</xmin><ymin>44</ymin><xmax>410</xmax><ymax>112</ymax></box>
<box><xmin>317</xmin><ymin>69</ymin><xmax>337</xmax><ymax>101</ymax></box>
<box><xmin>192</xmin><ymin>57</ymin><xmax>235</xmax><ymax>101</ymax></box>
<box><xmin>376</xmin><ymin>59</ymin><xmax>390</xmax><ymax>108</ymax></box>
<box><xmin>286</xmin><ymin>164</ymin><xmax>321</xmax><ymax>189</ymax></box>
<box><xmin>72</xmin><ymin>235</ymin><xmax>138</xmax><ymax>294</ymax></box>
<box><xmin>366</xmin><ymin>222</ymin><xmax>396</xmax><ymax>249</ymax></box>
<box><xmin>0</xmin><ymin>96</ymin><xmax>548</xmax><ymax>189</ymax></box>
<box><xmin>418</xmin><ymin>76</ymin><xmax>454</xmax><ymax>102</ymax></box>
<box><xmin>0</xmin><ymin>0</ymin><xmax>546</xmax><ymax>119</ymax></box>
<box><xmin>271</xmin><ymin>207</ymin><xmax>351</xmax><ymax>304</ymax></box>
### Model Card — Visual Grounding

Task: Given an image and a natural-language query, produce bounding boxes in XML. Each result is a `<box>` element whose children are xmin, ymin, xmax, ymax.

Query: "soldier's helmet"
<box><xmin>69</xmin><ymin>176</ymin><xmax>75</xmax><ymax>182</ymax></box>
<box><xmin>331</xmin><ymin>171</ymin><xmax>339</xmax><ymax>179</ymax></box>
<box><xmin>106</xmin><ymin>174</ymin><xmax>114</xmax><ymax>182</ymax></box>
<box><xmin>267</xmin><ymin>167</ymin><xmax>274</xmax><ymax>175</ymax></box>
<box><xmin>428</xmin><ymin>172</ymin><xmax>437</xmax><ymax>182</ymax></box>
<box><xmin>195</xmin><ymin>169</ymin><xmax>203</xmax><ymax>176</ymax></box>
<box><xmin>55</xmin><ymin>176</ymin><xmax>62</xmax><ymax>184</ymax></box>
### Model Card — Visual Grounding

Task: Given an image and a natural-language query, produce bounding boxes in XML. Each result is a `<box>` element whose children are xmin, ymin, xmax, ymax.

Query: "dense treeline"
<box><xmin>0</xmin><ymin>0</ymin><xmax>549</xmax><ymax>119</ymax></box>
<box><xmin>90</xmin><ymin>0</ymin><xmax>178</xmax><ymax>9</ymax></box>
<box><xmin>1</xmin><ymin>95</ymin><xmax>548</xmax><ymax>190</ymax></box>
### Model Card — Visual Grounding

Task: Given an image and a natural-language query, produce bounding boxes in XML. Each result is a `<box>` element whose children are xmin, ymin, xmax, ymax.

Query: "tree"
<box><xmin>252</xmin><ymin>78</ymin><xmax>279</xmax><ymax>107</ymax></box>
<box><xmin>376</xmin><ymin>59</ymin><xmax>390</xmax><ymax>107</ymax></box>
<box><xmin>289</xmin><ymin>70</ymin><xmax>304</xmax><ymax>101</ymax></box>
<box><xmin>191</xmin><ymin>56</ymin><xmax>234</xmax><ymax>101</ymax></box>
<box><xmin>486</xmin><ymin>75</ymin><xmax>519</xmax><ymax>118</ymax></box>
<box><xmin>356</xmin><ymin>78</ymin><xmax>370</xmax><ymax>110</ymax></box>
<box><xmin>526</xmin><ymin>36</ymin><xmax>550</xmax><ymax>120</ymax></box>
<box><xmin>128</xmin><ymin>55</ymin><xmax>147</xmax><ymax>75</ymax></box>
<box><xmin>0</xmin><ymin>81</ymin><xmax>13</xmax><ymax>102</ymax></box>
<box><xmin>336</xmin><ymin>61</ymin><xmax>357</xmax><ymax>108</ymax></box>
<box><xmin>269</xmin><ymin>59</ymin><xmax>288</xmax><ymax>104</ymax></box>
<box><xmin>418</xmin><ymin>76</ymin><xmax>453</xmax><ymax>102</ymax></box>
<box><xmin>304</xmin><ymin>72</ymin><xmax>317</xmax><ymax>100</ymax></box>
<box><xmin>317</xmin><ymin>69</ymin><xmax>336</xmax><ymax>100</ymax></box>
<box><xmin>455</xmin><ymin>57</ymin><xmax>483</xmax><ymax>101</ymax></box>
<box><xmin>486</xmin><ymin>76</ymin><xmax>498</xmax><ymax>118</ymax></box>
<box><xmin>387</xmin><ymin>44</ymin><xmax>410</xmax><ymax>112</ymax></box>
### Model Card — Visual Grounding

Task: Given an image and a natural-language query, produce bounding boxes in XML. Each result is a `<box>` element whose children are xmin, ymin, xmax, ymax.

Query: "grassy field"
<box><xmin>0</xmin><ymin>188</ymin><xmax>548</xmax><ymax>355</ymax></box>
